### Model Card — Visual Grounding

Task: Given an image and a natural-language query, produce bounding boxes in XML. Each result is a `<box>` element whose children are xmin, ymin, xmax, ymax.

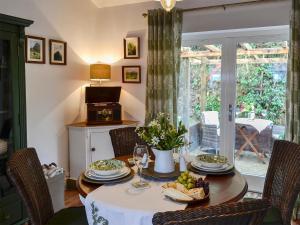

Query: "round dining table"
<box><xmin>77</xmin><ymin>155</ymin><xmax>248</xmax><ymax>209</ymax></box>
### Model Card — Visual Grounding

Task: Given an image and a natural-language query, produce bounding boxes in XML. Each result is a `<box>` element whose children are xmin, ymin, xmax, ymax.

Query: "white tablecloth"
<box><xmin>83</xmin><ymin>172</ymin><xmax>187</xmax><ymax>225</ymax></box>
<box><xmin>235</xmin><ymin>118</ymin><xmax>273</xmax><ymax>133</ymax></box>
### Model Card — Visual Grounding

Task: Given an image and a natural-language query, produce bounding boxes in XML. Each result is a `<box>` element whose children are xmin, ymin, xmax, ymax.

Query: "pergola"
<box><xmin>181</xmin><ymin>43</ymin><xmax>289</xmax><ymax>64</ymax></box>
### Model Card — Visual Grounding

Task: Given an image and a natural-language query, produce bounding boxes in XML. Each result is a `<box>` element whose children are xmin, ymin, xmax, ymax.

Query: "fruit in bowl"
<box><xmin>89</xmin><ymin>159</ymin><xmax>125</xmax><ymax>176</ymax></box>
<box><xmin>162</xmin><ymin>171</ymin><xmax>209</xmax><ymax>202</ymax></box>
<box><xmin>196</xmin><ymin>154</ymin><xmax>228</xmax><ymax>168</ymax></box>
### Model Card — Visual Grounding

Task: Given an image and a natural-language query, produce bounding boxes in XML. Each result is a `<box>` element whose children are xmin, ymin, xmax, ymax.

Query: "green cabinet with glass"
<box><xmin>0</xmin><ymin>13</ymin><xmax>33</xmax><ymax>225</ymax></box>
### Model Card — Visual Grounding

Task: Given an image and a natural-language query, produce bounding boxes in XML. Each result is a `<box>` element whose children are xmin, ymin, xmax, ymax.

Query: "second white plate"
<box><xmin>85</xmin><ymin>167</ymin><xmax>131</xmax><ymax>180</ymax></box>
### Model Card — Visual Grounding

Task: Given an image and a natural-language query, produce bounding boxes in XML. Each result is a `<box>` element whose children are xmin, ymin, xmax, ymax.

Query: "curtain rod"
<box><xmin>142</xmin><ymin>0</ymin><xmax>289</xmax><ymax>17</ymax></box>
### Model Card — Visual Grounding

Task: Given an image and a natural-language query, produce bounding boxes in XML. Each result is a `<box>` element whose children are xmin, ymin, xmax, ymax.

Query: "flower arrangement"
<box><xmin>136</xmin><ymin>113</ymin><xmax>187</xmax><ymax>150</ymax></box>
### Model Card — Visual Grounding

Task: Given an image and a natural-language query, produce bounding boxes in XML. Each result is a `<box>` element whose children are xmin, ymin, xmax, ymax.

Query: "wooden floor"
<box><xmin>64</xmin><ymin>189</ymin><xmax>300</xmax><ymax>224</ymax></box>
<box><xmin>65</xmin><ymin>189</ymin><xmax>83</xmax><ymax>208</ymax></box>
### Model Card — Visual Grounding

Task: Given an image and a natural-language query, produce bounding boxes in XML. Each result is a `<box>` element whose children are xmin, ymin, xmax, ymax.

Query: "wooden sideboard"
<box><xmin>67</xmin><ymin>120</ymin><xmax>138</xmax><ymax>179</ymax></box>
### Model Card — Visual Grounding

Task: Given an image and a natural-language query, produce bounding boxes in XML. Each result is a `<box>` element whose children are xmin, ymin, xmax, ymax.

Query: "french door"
<box><xmin>181</xmin><ymin>26</ymin><xmax>289</xmax><ymax>192</ymax></box>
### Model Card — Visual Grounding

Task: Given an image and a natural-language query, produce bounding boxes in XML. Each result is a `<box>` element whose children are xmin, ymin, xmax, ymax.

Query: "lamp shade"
<box><xmin>90</xmin><ymin>64</ymin><xmax>111</xmax><ymax>81</ymax></box>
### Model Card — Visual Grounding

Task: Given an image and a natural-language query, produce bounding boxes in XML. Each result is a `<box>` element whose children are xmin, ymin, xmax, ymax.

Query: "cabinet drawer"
<box><xmin>0</xmin><ymin>199</ymin><xmax>22</xmax><ymax>225</ymax></box>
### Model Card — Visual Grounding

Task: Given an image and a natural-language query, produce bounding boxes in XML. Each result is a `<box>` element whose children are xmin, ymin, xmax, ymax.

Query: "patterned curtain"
<box><xmin>145</xmin><ymin>8</ymin><xmax>183</xmax><ymax>125</ymax></box>
<box><xmin>286</xmin><ymin>0</ymin><xmax>300</xmax><ymax>143</ymax></box>
<box><xmin>286</xmin><ymin>1</ymin><xmax>300</xmax><ymax>219</ymax></box>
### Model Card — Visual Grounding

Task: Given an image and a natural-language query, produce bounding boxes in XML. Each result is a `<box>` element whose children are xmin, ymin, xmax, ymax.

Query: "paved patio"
<box><xmin>234</xmin><ymin>151</ymin><xmax>270</xmax><ymax>177</ymax></box>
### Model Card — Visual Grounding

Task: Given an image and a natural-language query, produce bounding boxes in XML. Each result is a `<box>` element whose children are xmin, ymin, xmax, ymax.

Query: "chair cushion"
<box><xmin>47</xmin><ymin>206</ymin><xmax>88</xmax><ymax>225</ymax></box>
<box><xmin>263</xmin><ymin>207</ymin><xmax>283</xmax><ymax>225</ymax></box>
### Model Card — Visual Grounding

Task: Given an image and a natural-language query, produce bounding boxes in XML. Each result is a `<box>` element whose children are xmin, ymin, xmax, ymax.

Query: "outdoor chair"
<box><xmin>200</xmin><ymin>111</ymin><xmax>220</xmax><ymax>154</ymax></box>
<box><xmin>152</xmin><ymin>199</ymin><xmax>270</xmax><ymax>225</ymax></box>
<box><xmin>6</xmin><ymin>148</ymin><xmax>88</xmax><ymax>225</ymax></box>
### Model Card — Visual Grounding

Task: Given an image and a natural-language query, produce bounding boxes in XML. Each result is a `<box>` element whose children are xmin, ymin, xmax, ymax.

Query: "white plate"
<box><xmin>192</xmin><ymin>161</ymin><xmax>228</xmax><ymax>170</ymax></box>
<box><xmin>85</xmin><ymin>167</ymin><xmax>131</xmax><ymax>181</ymax></box>
<box><xmin>89</xmin><ymin>159</ymin><xmax>126</xmax><ymax>176</ymax></box>
<box><xmin>86</xmin><ymin>167</ymin><xmax>130</xmax><ymax>179</ymax></box>
<box><xmin>191</xmin><ymin>162</ymin><xmax>234</xmax><ymax>172</ymax></box>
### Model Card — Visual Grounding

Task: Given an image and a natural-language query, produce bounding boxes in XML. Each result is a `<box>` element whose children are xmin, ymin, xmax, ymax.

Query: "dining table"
<box><xmin>77</xmin><ymin>155</ymin><xmax>248</xmax><ymax>225</ymax></box>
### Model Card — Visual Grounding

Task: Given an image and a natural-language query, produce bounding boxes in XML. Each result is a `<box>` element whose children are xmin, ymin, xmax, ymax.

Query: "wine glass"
<box><xmin>132</xmin><ymin>145</ymin><xmax>149</xmax><ymax>188</ymax></box>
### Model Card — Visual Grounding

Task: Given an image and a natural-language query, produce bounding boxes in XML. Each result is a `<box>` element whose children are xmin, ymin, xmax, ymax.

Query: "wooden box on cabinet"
<box><xmin>67</xmin><ymin>120</ymin><xmax>138</xmax><ymax>179</ymax></box>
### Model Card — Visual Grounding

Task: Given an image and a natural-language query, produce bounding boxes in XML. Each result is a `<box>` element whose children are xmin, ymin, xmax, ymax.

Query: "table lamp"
<box><xmin>90</xmin><ymin>64</ymin><xmax>111</xmax><ymax>86</ymax></box>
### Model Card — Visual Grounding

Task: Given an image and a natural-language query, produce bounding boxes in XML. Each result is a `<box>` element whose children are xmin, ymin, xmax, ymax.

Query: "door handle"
<box><xmin>91</xmin><ymin>147</ymin><xmax>96</xmax><ymax>152</ymax></box>
<box><xmin>228</xmin><ymin>104</ymin><xmax>233</xmax><ymax>122</ymax></box>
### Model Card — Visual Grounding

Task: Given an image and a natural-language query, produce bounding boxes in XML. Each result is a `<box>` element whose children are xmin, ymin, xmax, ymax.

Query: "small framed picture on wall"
<box><xmin>122</xmin><ymin>66</ymin><xmax>141</xmax><ymax>83</ymax></box>
<box><xmin>49</xmin><ymin>39</ymin><xmax>67</xmax><ymax>65</ymax></box>
<box><xmin>124</xmin><ymin>37</ymin><xmax>140</xmax><ymax>59</ymax></box>
<box><xmin>25</xmin><ymin>35</ymin><xmax>46</xmax><ymax>64</ymax></box>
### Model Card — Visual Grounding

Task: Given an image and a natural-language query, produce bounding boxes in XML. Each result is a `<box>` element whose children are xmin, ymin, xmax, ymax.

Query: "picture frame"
<box><xmin>122</xmin><ymin>66</ymin><xmax>141</xmax><ymax>83</ymax></box>
<box><xmin>25</xmin><ymin>35</ymin><xmax>46</xmax><ymax>64</ymax></box>
<box><xmin>124</xmin><ymin>37</ymin><xmax>140</xmax><ymax>59</ymax></box>
<box><xmin>49</xmin><ymin>39</ymin><xmax>67</xmax><ymax>65</ymax></box>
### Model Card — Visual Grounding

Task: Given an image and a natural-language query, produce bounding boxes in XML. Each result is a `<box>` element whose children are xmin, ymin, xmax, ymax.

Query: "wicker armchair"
<box><xmin>261</xmin><ymin>140</ymin><xmax>300</xmax><ymax>225</ymax></box>
<box><xmin>152</xmin><ymin>199</ymin><xmax>270</xmax><ymax>225</ymax></box>
<box><xmin>109</xmin><ymin>127</ymin><xmax>150</xmax><ymax>157</ymax></box>
<box><xmin>6</xmin><ymin>148</ymin><xmax>88</xmax><ymax>225</ymax></box>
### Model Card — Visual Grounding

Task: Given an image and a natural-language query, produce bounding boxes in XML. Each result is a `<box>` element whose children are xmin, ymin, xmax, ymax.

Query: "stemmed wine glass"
<box><xmin>132</xmin><ymin>145</ymin><xmax>149</xmax><ymax>188</ymax></box>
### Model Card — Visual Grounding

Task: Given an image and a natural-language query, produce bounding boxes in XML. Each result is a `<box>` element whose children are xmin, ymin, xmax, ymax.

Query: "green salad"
<box><xmin>197</xmin><ymin>154</ymin><xmax>228</xmax><ymax>164</ymax></box>
<box><xmin>89</xmin><ymin>159</ymin><xmax>125</xmax><ymax>171</ymax></box>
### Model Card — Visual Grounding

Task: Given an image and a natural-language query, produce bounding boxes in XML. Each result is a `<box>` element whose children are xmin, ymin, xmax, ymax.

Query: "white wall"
<box><xmin>0</xmin><ymin>0</ymin><xmax>292</xmax><ymax>174</ymax></box>
<box><xmin>0</xmin><ymin>0</ymin><xmax>99</xmax><ymax>170</ymax></box>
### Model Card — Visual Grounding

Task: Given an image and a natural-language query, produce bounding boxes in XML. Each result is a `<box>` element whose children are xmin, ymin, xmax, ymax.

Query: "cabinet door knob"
<box><xmin>91</xmin><ymin>147</ymin><xmax>96</xmax><ymax>152</ymax></box>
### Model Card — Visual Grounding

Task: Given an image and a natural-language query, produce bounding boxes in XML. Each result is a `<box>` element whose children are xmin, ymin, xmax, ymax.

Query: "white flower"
<box><xmin>149</xmin><ymin>120</ymin><xmax>159</xmax><ymax>127</ymax></box>
<box><xmin>151</xmin><ymin>137</ymin><xmax>160</xmax><ymax>146</ymax></box>
<box><xmin>160</xmin><ymin>132</ymin><xmax>165</xmax><ymax>140</ymax></box>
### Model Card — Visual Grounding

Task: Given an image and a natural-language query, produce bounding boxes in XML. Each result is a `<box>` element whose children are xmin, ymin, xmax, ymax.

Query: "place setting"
<box><xmin>187</xmin><ymin>154</ymin><xmax>235</xmax><ymax>176</ymax></box>
<box><xmin>82</xmin><ymin>159</ymin><xmax>134</xmax><ymax>185</ymax></box>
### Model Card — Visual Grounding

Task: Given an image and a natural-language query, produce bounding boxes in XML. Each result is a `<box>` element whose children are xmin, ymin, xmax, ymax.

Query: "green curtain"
<box><xmin>145</xmin><ymin>8</ymin><xmax>183</xmax><ymax>125</ymax></box>
<box><xmin>286</xmin><ymin>0</ymin><xmax>300</xmax><ymax>143</ymax></box>
<box><xmin>286</xmin><ymin>0</ymin><xmax>300</xmax><ymax>219</ymax></box>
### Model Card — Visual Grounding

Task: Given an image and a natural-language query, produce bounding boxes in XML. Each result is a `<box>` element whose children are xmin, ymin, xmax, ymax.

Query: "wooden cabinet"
<box><xmin>68</xmin><ymin>121</ymin><xmax>138</xmax><ymax>179</ymax></box>
<box><xmin>0</xmin><ymin>13</ymin><xmax>33</xmax><ymax>225</ymax></box>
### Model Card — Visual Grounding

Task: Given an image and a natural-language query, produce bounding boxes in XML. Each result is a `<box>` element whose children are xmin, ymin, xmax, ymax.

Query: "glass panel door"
<box><xmin>234</xmin><ymin>41</ymin><xmax>288</xmax><ymax>179</ymax></box>
<box><xmin>179</xmin><ymin>43</ymin><xmax>222</xmax><ymax>155</ymax></box>
<box><xmin>181</xmin><ymin>27</ymin><xmax>289</xmax><ymax>191</ymax></box>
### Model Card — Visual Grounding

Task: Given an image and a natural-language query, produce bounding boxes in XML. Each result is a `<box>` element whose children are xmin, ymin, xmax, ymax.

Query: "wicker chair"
<box><xmin>261</xmin><ymin>140</ymin><xmax>300</xmax><ymax>225</ymax></box>
<box><xmin>152</xmin><ymin>199</ymin><xmax>270</xmax><ymax>225</ymax></box>
<box><xmin>109</xmin><ymin>127</ymin><xmax>150</xmax><ymax>157</ymax></box>
<box><xmin>6</xmin><ymin>148</ymin><xmax>88</xmax><ymax>225</ymax></box>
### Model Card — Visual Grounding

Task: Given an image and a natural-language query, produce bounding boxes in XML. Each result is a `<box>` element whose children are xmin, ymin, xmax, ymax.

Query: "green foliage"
<box><xmin>189</xmin><ymin>62</ymin><xmax>286</xmax><ymax>125</ymax></box>
<box><xmin>206</xmin><ymin>93</ymin><xmax>220</xmax><ymax>112</ymax></box>
<box><xmin>136</xmin><ymin>113</ymin><xmax>187</xmax><ymax>150</ymax></box>
<box><xmin>236</xmin><ymin>64</ymin><xmax>286</xmax><ymax>124</ymax></box>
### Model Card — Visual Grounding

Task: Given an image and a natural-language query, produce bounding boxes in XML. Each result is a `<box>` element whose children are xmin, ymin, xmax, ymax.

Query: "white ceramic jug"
<box><xmin>152</xmin><ymin>148</ymin><xmax>175</xmax><ymax>173</ymax></box>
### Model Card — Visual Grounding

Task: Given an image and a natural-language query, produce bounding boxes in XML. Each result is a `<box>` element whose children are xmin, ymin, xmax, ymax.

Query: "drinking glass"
<box><xmin>132</xmin><ymin>145</ymin><xmax>149</xmax><ymax>188</ymax></box>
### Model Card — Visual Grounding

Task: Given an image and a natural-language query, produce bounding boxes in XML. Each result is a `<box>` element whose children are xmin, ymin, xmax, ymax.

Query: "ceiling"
<box><xmin>91</xmin><ymin>0</ymin><xmax>276</xmax><ymax>9</ymax></box>
<box><xmin>91</xmin><ymin>0</ymin><xmax>153</xmax><ymax>8</ymax></box>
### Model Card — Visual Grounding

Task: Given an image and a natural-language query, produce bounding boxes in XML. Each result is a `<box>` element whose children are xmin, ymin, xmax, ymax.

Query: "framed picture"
<box><xmin>25</xmin><ymin>35</ymin><xmax>45</xmax><ymax>64</ymax></box>
<box><xmin>124</xmin><ymin>37</ymin><xmax>140</xmax><ymax>59</ymax></box>
<box><xmin>49</xmin><ymin>39</ymin><xmax>67</xmax><ymax>65</ymax></box>
<box><xmin>122</xmin><ymin>66</ymin><xmax>141</xmax><ymax>83</ymax></box>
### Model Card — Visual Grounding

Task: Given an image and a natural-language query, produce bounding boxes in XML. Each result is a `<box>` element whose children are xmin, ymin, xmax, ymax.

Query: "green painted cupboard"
<box><xmin>0</xmin><ymin>13</ymin><xmax>33</xmax><ymax>225</ymax></box>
